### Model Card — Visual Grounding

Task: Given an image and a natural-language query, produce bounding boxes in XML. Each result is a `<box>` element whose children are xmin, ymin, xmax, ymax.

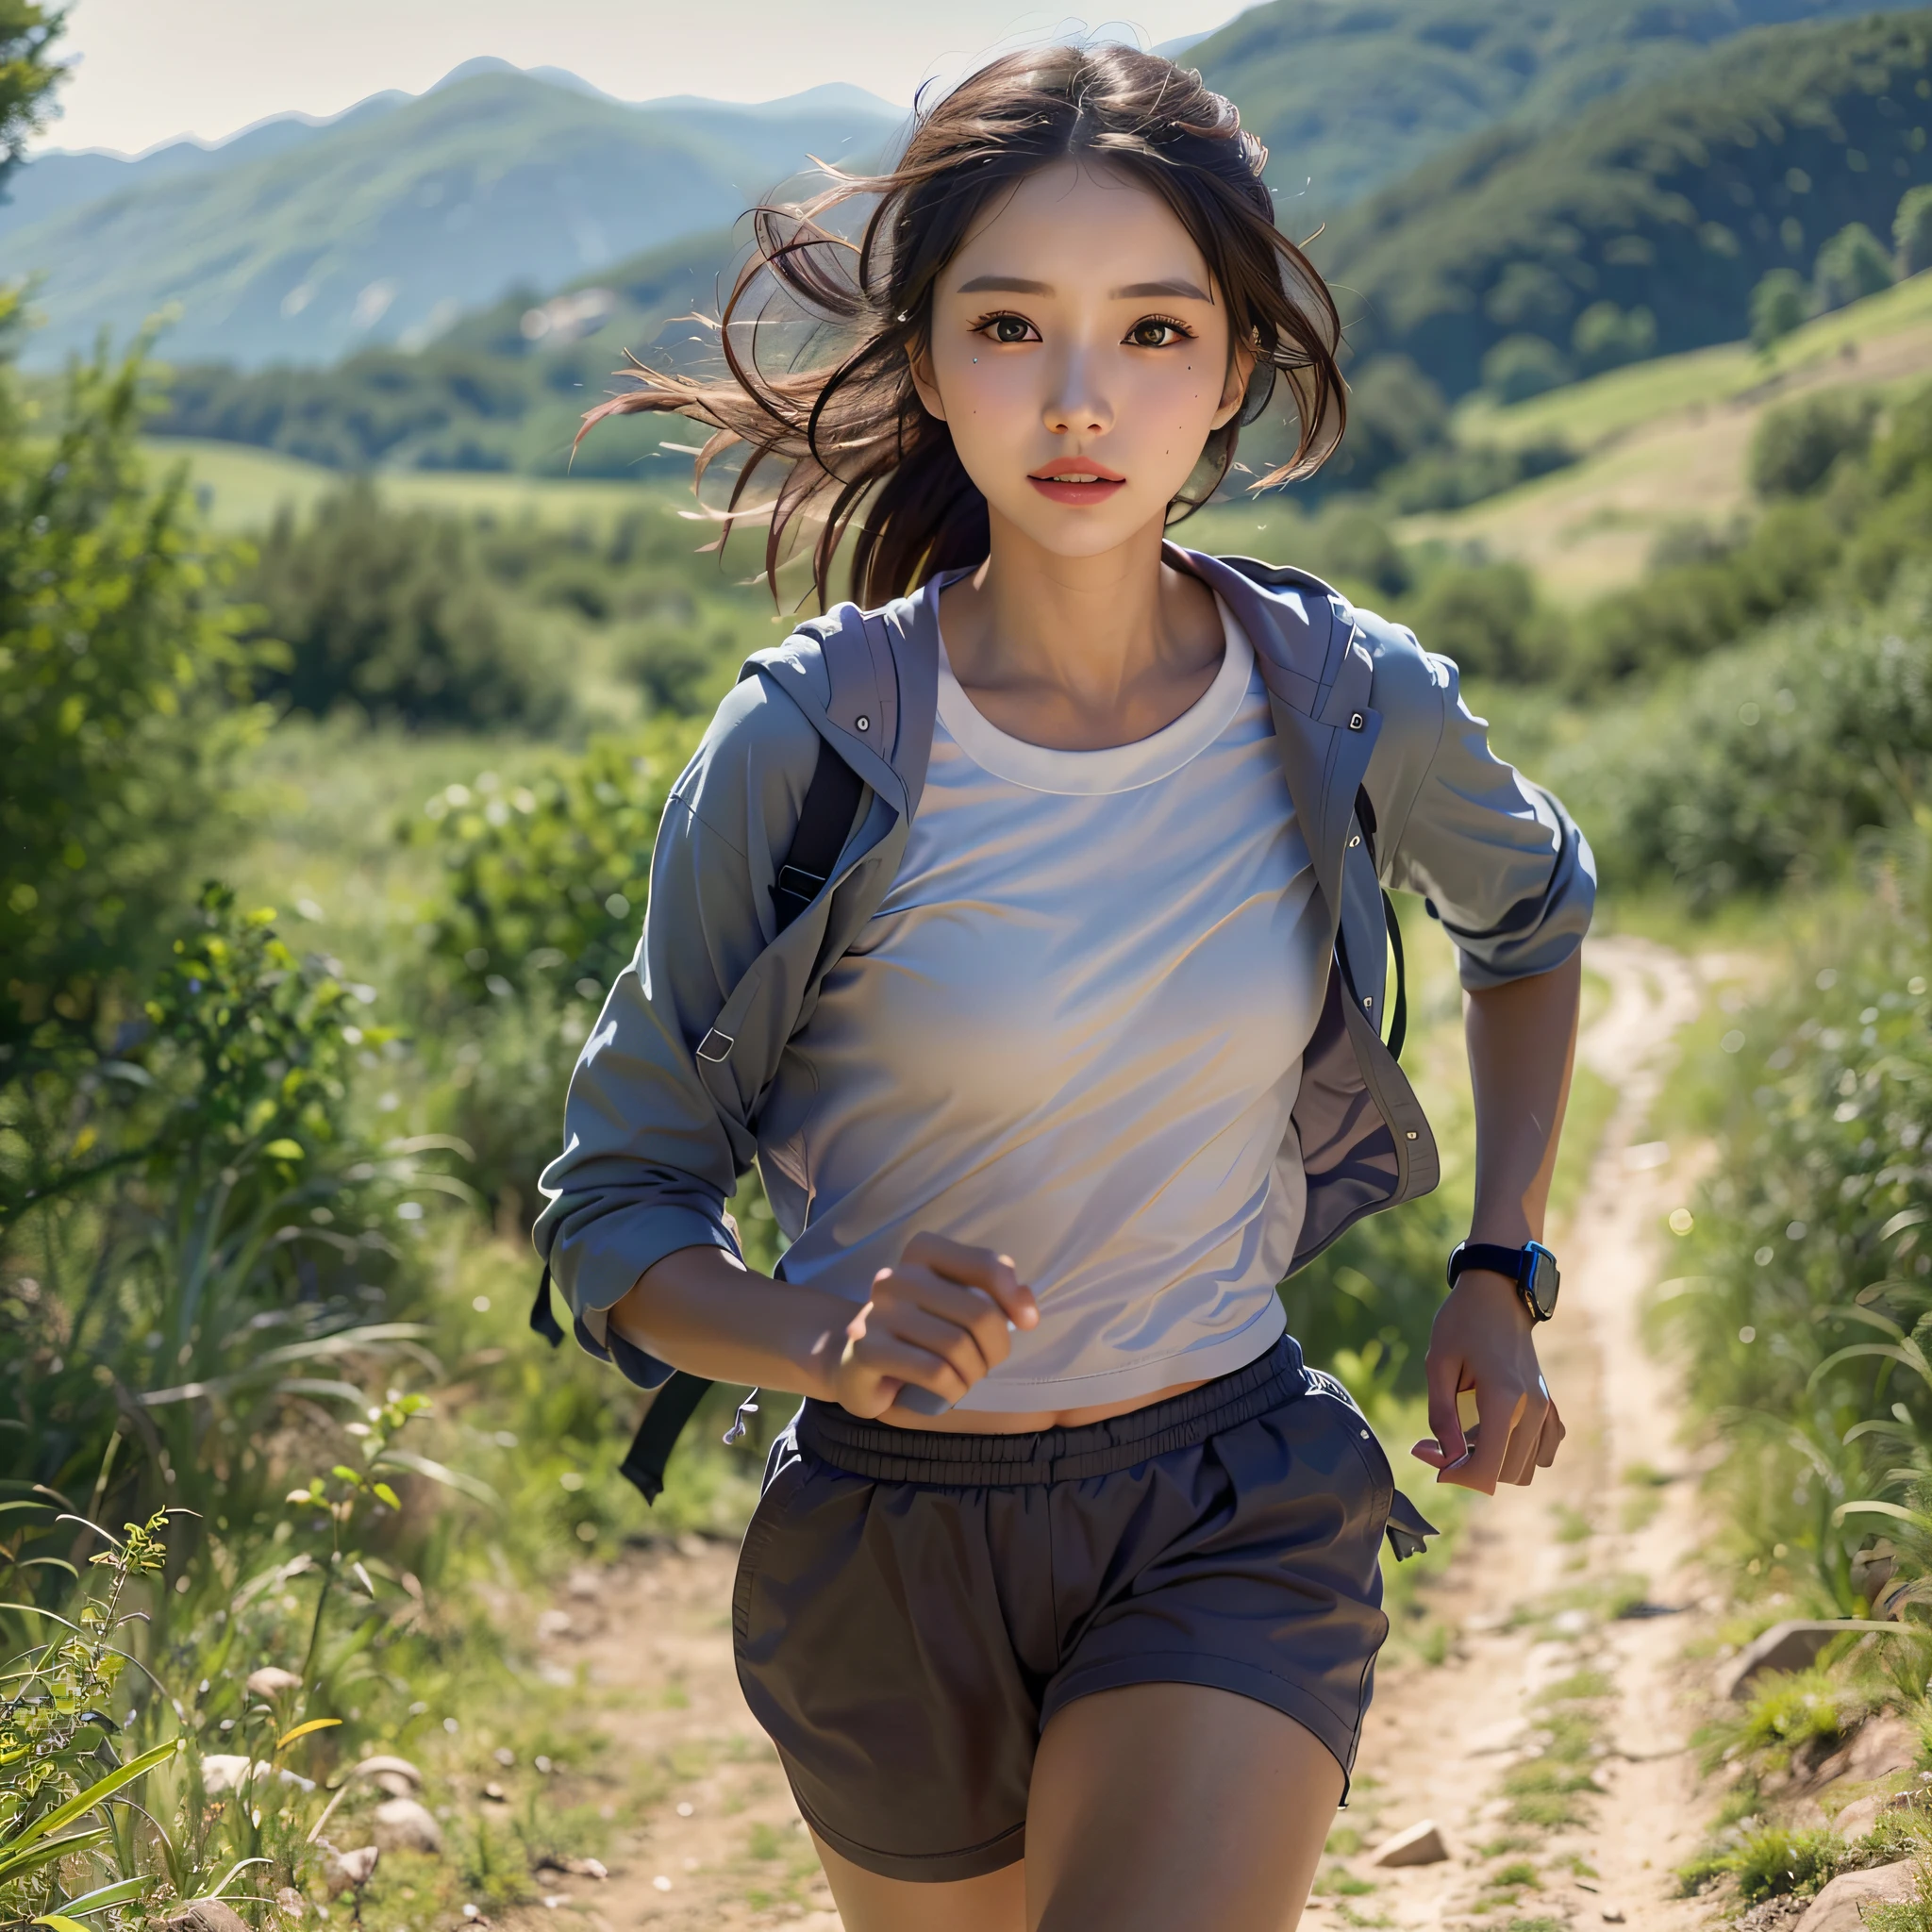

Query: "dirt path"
<box><xmin>524</xmin><ymin>932</ymin><xmax>1717</xmax><ymax>1932</ymax></box>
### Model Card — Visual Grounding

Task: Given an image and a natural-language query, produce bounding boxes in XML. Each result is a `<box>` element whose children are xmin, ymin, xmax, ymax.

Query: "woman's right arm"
<box><xmin>611</xmin><ymin>1235</ymin><xmax>1039</xmax><ymax>1419</ymax></box>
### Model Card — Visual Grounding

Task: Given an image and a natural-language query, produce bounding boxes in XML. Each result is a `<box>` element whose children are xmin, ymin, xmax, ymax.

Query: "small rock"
<box><xmin>274</xmin><ymin>1886</ymin><xmax>306</xmax><ymax>1921</ymax></box>
<box><xmin>1371</xmin><ymin>1819</ymin><xmax>1448</xmax><ymax>1867</ymax></box>
<box><xmin>164</xmin><ymin>1906</ymin><xmax>249</xmax><ymax>1932</ymax></box>
<box><xmin>323</xmin><ymin>1845</ymin><xmax>380</xmax><ymax>1899</ymax></box>
<box><xmin>1720</xmin><ymin>1621</ymin><xmax>1908</xmax><ymax>1701</ymax></box>
<box><xmin>566</xmin><ymin>1567</ymin><xmax>601</xmax><ymax>1600</ymax></box>
<box><xmin>483</xmin><ymin>1781</ymin><xmax>507</xmax><ymax>1802</ymax></box>
<box><xmin>245</xmin><ymin>1666</ymin><xmax>304</xmax><ymax>1698</ymax></box>
<box><xmin>1601</xmin><ymin>1908</ymin><xmax>1625</xmax><ymax>1924</ymax></box>
<box><xmin>351</xmin><ymin>1753</ymin><xmax>423</xmax><ymax>1798</ymax></box>
<box><xmin>372</xmin><ymin>1795</ymin><xmax>443</xmax><ymax>1856</ymax></box>
<box><xmin>493</xmin><ymin>1747</ymin><xmax>515</xmax><ymax>1767</ymax></box>
<box><xmin>1791</xmin><ymin>1860</ymin><xmax>1920</xmax><ymax>1931</ymax></box>
<box><xmin>1840</xmin><ymin>1713</ymin><xmax>1920</xmax><ymax>1783</ymax></box>
<box><xmin>675</xmin><ymin>1533</ymin><xmax>708</xmax><ymax>1559</ymax></box>
<box><xmin>536</xmin><ymin>1609</ymin><xmax>575</xmax><ymax>1640</ymax></box>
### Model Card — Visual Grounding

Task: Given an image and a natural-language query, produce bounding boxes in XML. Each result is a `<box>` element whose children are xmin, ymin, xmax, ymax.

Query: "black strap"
<box><xmin>541</xmin><ymin>741</ymin><xmax>868</xmax><ymax>1507</ymax></box>
<box><xmin>617</xmin><ymin>1372</ymin><xmax>716</xmax><ymax>1505</ymax></box>
<box><xmin>771</xmin><ymin>748</ymin><xmax>866</xmax><ymax>930</ymax></box>
<box><xmin>1339</xmin><ymin>785</ymin><xmax>1408</xmax><ymax>1064</ymax></box>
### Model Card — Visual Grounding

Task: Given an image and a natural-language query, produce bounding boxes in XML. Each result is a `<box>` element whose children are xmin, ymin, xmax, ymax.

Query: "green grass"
<box><xmin>144</xmin><ymin>435</ymin><xmax>679</xmax><ymax>534</ymax></box>
<box><xmin>1461</xmin><ymin>272</ymin><xmax>1932</xmax><ymax>455</ymax></box>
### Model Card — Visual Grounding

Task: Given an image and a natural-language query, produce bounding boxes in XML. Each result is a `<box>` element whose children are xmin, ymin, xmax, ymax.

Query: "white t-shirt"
<box><xmin>774</xmin><ymin>599</ymin><xmax>1331</xmax><ymax>1410</ymax></box>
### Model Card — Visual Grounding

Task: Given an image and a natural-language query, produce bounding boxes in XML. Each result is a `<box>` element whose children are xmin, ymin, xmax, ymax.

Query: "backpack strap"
<box><xmin>537</xmin><ymin>735</ymin><xmax>869</xmax><ymax>1505</ymax></box>
<box><xmin>1337</xmin><ymin>784</ymin><xmax>1408</xmax><ymax>1063</ymax></box>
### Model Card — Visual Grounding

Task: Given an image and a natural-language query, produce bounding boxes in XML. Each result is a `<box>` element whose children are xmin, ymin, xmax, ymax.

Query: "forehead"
<box><xmin>941</xmin><ymin>158</ymin><xmax>1213</xmax><ymax>295</ymax></box>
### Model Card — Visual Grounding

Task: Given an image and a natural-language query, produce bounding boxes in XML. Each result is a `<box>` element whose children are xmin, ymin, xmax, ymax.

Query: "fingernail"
<box><xmin>1444</xmin><ymin>1449</ymin><xmax>1472</xmax><ymax>1472</ymax></box>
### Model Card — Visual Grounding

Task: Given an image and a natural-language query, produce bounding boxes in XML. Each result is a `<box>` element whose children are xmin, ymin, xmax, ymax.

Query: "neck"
<box><xmin>939</xmin><ymin>508</ymin><xmax>1222</xmax><ymax>740</ymax></box>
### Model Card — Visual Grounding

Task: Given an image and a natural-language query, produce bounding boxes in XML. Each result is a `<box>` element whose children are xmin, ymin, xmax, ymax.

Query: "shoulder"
<box><xmin>668</xmin><ymin>649</ymin><xmax>825</xmax><ymax>855</ymax></box>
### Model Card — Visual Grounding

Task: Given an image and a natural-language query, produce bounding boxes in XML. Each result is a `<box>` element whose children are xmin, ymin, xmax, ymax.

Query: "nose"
<box><xmin>1042</xmin><ymin>344</ymin><xmax>1112</xmax><ymax>440</ymax></box>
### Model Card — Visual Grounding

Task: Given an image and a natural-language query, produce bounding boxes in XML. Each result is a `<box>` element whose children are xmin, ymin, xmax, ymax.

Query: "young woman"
<box><xmin>536</xmin><ymin>43</ymin><xmax>1590</xmax><ymax>1932</ymax></box>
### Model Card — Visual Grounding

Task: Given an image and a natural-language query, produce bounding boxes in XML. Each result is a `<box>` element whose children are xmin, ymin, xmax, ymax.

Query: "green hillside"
<box><xmin>1318</xmin><ymin>9</ymin><xmax>1932</xmax><ymax>397</ymax></box>
<box><xmin>8</xmin><ymin>68</ymin><xmax>896</xmax><ymax>370</ymax></box>
<box><xmin>1192</xmin><ymin>0</ymin><xmax>1924</xmax><ymax>217</ymax></box>
<box><xmin>149</xmin><ymin>228</ymin><xmax>739</xmax><ymax>477</ymax></box>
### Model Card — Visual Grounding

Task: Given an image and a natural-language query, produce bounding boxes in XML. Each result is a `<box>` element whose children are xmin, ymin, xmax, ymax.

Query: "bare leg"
<box><xmin>810</xmin><ymin>1831</ymin><xmax>1027</xmax><ymax>1932</ymax></box>
<box><xmin>1024</xmin><ymin>1683</ymin><xmax>1344</xmax><ymax>1932</ymax></box>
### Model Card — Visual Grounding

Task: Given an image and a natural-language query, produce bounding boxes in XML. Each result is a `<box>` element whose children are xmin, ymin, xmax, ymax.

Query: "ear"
<box><xmin>907</xmin><ymin>336</ymin><xmax>948</xmax><ymax>424</ymax></box>
<box><xmin>1209</xmin><ymin>333</ymin><xmax>1258</xmax><ymax>432</ymax></box>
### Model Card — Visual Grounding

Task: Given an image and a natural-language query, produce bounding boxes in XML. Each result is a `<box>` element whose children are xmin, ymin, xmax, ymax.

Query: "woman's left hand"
<box><xmin>1411</xmin><ymin>1271</ymin><xmax>1565</xmax><ymax>1492</ymax></box>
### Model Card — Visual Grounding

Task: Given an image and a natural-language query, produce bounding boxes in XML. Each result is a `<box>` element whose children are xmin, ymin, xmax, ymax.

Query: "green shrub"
<box><xmin>1405</xmin><ymin>559</ymin><xmax>1558</xmax><ymax>683</ymax></box>
<box><xmin>1571</xmin><ymin>301</ymin><xmax>1656</xmax><ymax>375</ymax></box>
<box><xmin>1481</xmin><ymin>335</ymin><xmax>1573</xmax><ymax>405</ymax></box>
<box><xmin>1897</xmin><ymin>184</ymin><xmax>1932</xmax><ymax>278</ymax></box>
<box><xmin>1751</xmin><ymin>268</ymin><xmax>1811</xmax><ymax>352</ymax></box>
<box><xmin>0</xmin><ymin>315</ymin><xmax>268</xmax><ymax>1066</ymax></box>
<box><xmin>1557</xmin><ymin>583</ymin><xmax>1932</xmax><ymax>904</ymax></box>
<box><xmin>1751</xmin><ymin>392</ymin><xmax>1882</xmax><ymax>500</ymax></box>
<box><xmin>1378</xmin><ymin>437</ymin><xmax>1575</xmax><ymax>516</ymax></box>
<box><xmin>242</xmin><ymin>482</ymin><xmax>566</xmax><ymax>730</ymax></box>
<box><xmin>1816</xmin><ymin>223</ymin><xmax>1897</xmax><ymax>312</ymax></box>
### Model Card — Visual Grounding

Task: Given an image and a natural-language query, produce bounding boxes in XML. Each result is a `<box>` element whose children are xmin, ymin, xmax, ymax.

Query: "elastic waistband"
<box><xmin>796</xmin><ymin>1336</ymin><xmax>1309</xmax><ymax>1487</ymax></box>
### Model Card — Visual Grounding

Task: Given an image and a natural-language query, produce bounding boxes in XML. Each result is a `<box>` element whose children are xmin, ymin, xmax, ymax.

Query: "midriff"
<box><xmin>878</xmin><ymin>1375</ymin><xmax>1213</xmax><ymax>1433</ymax></box>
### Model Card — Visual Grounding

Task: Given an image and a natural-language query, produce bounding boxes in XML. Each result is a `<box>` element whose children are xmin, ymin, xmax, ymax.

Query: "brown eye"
<box><xmin>1126</xmin><ymin>318</ymin><xmax>1188</xmax><ymax>349</ymax></box>
<box><xmin>988</xmin><ymin>315</ymin><xmax>1034</xmax><ymax>344</ymax></box>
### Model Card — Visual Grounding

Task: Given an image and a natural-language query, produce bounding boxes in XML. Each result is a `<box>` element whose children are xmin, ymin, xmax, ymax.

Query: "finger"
<box><xmin>1421</xmin><ymin>1345</ymin><xmax>1468</xmax><ymax>1471</ymax></box>
<box><xmin>1535</xmin><ymin>1398</ymin><xmax>1566</xmax><ymax>1469</ymax></box>
<box><xmin>877</xmin><ymin>1267</ymin><xmax>1017</xmax><ymax>1373</ymax></box>
<box><xmin>900</xmin><ymin>1233</ymin><xmax>1040</xmax><ymax>1329</ymax></box>
<box><xmin>875</xmin><ymin>1303</ymin><xmax>998</xmax><ymax>1391</ymax></box>
<box><xmin>847</xmin><ymin>1328</ymin><xmax>972</xmax><ymax>1404</ymax></box>
<box><xmin>1500</xmin><ymin>1391</ymin><xmax>1550</xmax><ymax>1487</ymax></box>
<box><xmin>1457</xmin><ymin>1380</ymin><xmax>1529</xmax><ymax>1493</ymax></box>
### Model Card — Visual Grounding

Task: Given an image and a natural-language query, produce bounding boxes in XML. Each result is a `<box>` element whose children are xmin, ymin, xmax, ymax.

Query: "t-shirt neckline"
<box><xmin>933</xmin><ymin>594</ymin><xmax>1257</xmax><ymax>797</ymax></box>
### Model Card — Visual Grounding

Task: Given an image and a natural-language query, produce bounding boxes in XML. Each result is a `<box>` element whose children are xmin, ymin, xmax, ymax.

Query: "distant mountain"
<box><xmin>1318</xmin><ymin>9</ymin><xmax>1932</xmax><ymax>397</ymax></box>
<box><xmin>1191</xmin><ymin>0</ymin><xmax>1930</xmax><ymax>220</ymax></box>
<box><xmin>5</xmin><ymin>65</ymin><xmax>900</xmax><ymax>369</ymax></box>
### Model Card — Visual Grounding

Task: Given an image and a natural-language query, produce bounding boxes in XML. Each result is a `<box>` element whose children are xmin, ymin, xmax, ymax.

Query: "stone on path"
<box><xmin>323</xmin><ymin>1845</ymin><xmax>380</xmax><ymax>1899</ymax></box>
<box><xmin>164</xmin><ymin>1906</ymin><xmax>249</xmax><ymax>1932</ymax></box>
<box><xmin>1719</xmin><ymin>1621</ymin><xmax>1908</xmax><ymax>1701</ymax></box>
<box><xmin>1370</xmin><ymin>1819</ymin><xmax>1448</xmax><ymax>1867</ymax></box>
<box><xmin>1831</xmin><ymin>1788</ymin><xmax>1920</xmax><ymax>1840</ymax></box>
<box><xmin>1791</xmin><ymin>1860</ymin><xmax>1921</xmax><ymax>1931</ymax></box>
<box><xmin>351</xmin><ymin>1752</ymin><xmax>423</xmax><ymax>1796</ymax></box>
<box><xmin>372</xmin><ymin>1795</ymin><xmax>443</xmax><ymax>1855</ymax></box>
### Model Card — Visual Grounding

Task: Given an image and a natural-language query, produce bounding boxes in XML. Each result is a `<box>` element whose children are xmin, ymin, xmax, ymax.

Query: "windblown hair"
<box><xmin>579</xmin><ymin>42</ymin><xmax>1346</xmax><ymax>609</ymax></box>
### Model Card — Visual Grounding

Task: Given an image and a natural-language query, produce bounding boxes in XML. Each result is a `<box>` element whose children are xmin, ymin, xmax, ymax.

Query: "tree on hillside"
<box><xmin>1814</xmin><ymin>223</ymin><xmax>1896</xmax><ymax>311</ymax></box>
<box><xmin>1749</xmin><ymin>269</ymin><xmax>1809</xmax><ymax>351</ymax></box>
<box><xmin>0</xmin><ymin>1</ymin><xmax>63</xmax><ymax>192</ymax></box>
<box><xmin>1897</xmin><ymin>186</ymin><xmax>1932</xmax><ymax>278</ymax></box>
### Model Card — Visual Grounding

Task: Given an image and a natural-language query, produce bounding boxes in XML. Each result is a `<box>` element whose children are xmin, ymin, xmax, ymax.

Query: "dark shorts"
<box><xmin>731</xmin><ymin>1338</ymin><xmax>1431</xmax><ymax>1884</ymax></box>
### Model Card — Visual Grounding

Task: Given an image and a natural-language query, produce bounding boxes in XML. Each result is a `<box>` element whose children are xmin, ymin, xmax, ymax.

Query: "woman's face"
<box><xmin>913</xmin><ymin>158</ymin><xmax>1251</xmax><ymax>559</ymax></box>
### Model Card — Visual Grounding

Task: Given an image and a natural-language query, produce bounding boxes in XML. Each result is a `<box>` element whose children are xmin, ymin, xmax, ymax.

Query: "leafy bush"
<box><xmin>1750</xmin><ymin>392</ymin><xmax>1882</xmax><ymax>501</ymax></box>
<box><xmin>242</xmin><ymin>482</ymin><xmax>566</xmax><ymax>730</ymax></box>
<box><xmin>1680</xmin><ymin>1825</ymin><xmax>1842</xmax><ymax>1905</ymax></box>
<box><xmin>1482</xmin><ymin>335</ymin><xmax>1573</xmax><ymax>405</ymax></box>
<box><xmin>1</xmin><ymin>314</ymin><xmax>268</xmax><ymax>1066</ymax></box>
<box><xmin>1751</xmin><ymin>268</ymin><xmax>1811</xmax><ymax>352</ymax></box>
<box><xmin>1557</xmin><ymin>583</ymin><xmax>1932</xmax><ymax>904</ymax></box>
<box><xmin>1571</xmin><ymin>300</ymin><xmax>1655</xmax><ymax>376</ymax></box>
<box><xmin>1378</xmin><ymin>437</ymin><xmax>1575</xmax><ymax>516</ymax></box>
<box><xmin>1898</xmin><ymin>185</ymin><xmax>1932</xmax><ymax>278</ymax></box>
<box><xmin>1406</xmin><ymin>560</ymin><xmax>1558</xmax><ymax>683</ymax></box>
<box><xmin>1816</xmin><ymin>222</ymin><xmax>1897</xmax><ymax>313</ymax></box>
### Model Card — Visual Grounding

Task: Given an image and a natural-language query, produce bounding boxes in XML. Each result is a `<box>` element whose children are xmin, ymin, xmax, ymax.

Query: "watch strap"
<box><xmin>1446</xmin><ymin>1241</ymin><xmax>1532</xmax><ymax>1289</ymax></box>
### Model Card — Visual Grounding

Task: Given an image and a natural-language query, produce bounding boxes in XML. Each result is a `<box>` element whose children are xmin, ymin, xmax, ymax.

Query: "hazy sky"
<box><xmin>36</xmin><ymin>1</ymin><xmax>1243</xmax><ymax>158</ymax></box>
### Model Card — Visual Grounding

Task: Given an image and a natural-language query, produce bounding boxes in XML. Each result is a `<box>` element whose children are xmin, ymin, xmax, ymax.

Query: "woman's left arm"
<box><xmin>1413</xmin><ymin>952</ymin><xmax>1582</xmax><ymax>1493</ymax></box>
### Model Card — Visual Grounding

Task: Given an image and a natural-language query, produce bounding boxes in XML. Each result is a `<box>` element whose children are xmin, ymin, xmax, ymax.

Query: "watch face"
<box><xmin>1524</xmin><ymin>1245</ymin><xmax>1560</xmax><ymax>1320</ymax></box>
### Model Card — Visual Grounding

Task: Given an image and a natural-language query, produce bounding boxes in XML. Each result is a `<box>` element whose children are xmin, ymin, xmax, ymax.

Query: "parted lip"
<box><xmin>1028</xmin><ymin>457</ymin><xmax>1126</xmax><ymax>482</ymax></box>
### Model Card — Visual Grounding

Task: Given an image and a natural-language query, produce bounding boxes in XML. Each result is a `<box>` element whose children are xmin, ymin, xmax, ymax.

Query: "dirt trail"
<box><xmin>520</xmin><ymin>932</ymin><xmax>1717</xmax><ymax>1932</ymax></box>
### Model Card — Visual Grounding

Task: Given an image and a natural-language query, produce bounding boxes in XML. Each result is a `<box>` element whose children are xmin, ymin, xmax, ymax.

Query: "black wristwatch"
<box><xmin>1447</xmin><ymin>1240</ymin><xmax>1560</xmax><ymax>1324</ymax></box>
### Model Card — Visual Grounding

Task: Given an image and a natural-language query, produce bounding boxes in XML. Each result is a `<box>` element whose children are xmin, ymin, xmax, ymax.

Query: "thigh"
<box><xmin>1024</xmin><ymin>1683</ymin><xmax>1344</xmax><ymax>1932</ymax></box>
<box><xmin>811</xmin><ymin>1829</ymin><xmax>1027</xmax><ymax>1932</ymax></box>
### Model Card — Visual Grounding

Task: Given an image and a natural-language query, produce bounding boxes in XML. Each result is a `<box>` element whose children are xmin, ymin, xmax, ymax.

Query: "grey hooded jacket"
<box><xmin>533</xmin><ymin>543</ymin><xmax>1595</xmax><ymax>1391</ymax></box>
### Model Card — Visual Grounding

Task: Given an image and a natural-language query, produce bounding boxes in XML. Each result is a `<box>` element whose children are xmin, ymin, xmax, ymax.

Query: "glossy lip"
<box><xmin>1026</xmin><ymin>456</ymin><xmax>1127</xmax><ymax>507</ymax></box>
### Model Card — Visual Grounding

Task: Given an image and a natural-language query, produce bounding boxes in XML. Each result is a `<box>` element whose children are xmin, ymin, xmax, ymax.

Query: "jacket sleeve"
<box><xmin>530</xmin><ymin>669</ymin><xmax>822</xmax><ymax>1381</ymax></box>
<box><xmin>1358</xmin><ymin>609</ymin><xmax>1595</xmax><ymax>991</ymax></box>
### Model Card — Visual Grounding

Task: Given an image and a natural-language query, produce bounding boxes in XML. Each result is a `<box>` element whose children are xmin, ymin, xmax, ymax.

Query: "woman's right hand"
<box><xmin>832</xmin><ymin>1233</ymin><xmax>1040</xmax><ymax>1419</ymax></box>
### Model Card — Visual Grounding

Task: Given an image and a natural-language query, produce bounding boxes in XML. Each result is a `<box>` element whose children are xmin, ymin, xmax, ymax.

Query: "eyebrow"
<box><xmin>954</xmin><ymin>275</ymin><xmax>1213</xmax><ymax>301</ymax></box>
